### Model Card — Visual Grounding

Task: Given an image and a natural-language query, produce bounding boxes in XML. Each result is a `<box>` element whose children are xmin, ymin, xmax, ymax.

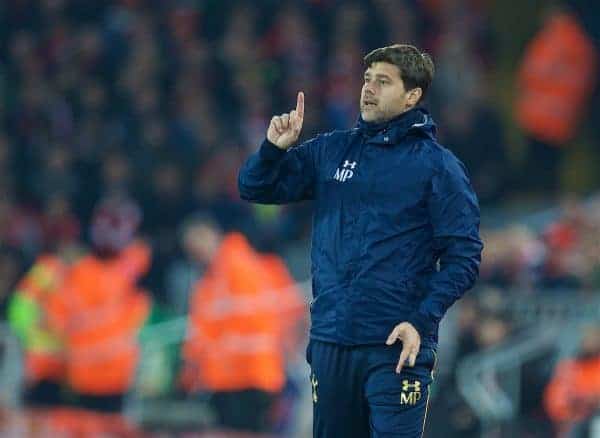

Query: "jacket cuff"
<box><xmin>407</xmin><ymin>310</ymin><xmax>435</xmax><ymax>339</ymax></box>
<box><xmin>259</xmin><ymin>138</ymin><xmax>286</xmax><ymax>161</ymax></box>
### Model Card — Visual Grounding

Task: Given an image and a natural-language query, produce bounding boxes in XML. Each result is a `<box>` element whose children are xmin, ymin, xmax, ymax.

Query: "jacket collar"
<box><xmin>354</xmin><ymin>107</ymin><xmax>437</xmax><ymax>145</ymax></box>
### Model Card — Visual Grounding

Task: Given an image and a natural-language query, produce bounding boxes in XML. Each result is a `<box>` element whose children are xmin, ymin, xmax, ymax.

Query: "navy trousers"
<box><xmin>307</xmin><ymin>339</ymin><xmax>436</xmax><ymax>438</ymax></box>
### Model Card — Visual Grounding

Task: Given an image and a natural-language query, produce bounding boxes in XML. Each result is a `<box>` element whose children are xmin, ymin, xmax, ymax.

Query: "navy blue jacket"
<box><xmin>238</xmin><ymin>108</ymin><xmax>483</xmax><ymax>348</ymax></box>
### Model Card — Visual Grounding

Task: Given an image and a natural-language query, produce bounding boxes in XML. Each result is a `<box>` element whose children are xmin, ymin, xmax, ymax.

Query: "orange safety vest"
<box><xmin>544</xmin><ymin>356</ymin><xmax>600</xmax><ymax>423</ymax></box>
<box><xmin>47</xmin><ymin>241</ymin><xmax>151</xmax><ymax>395</ymax></box>
<box><xmin>10</xmin><ymin>255</ymin><xmax>68</xmax><ymax>384</ymax></box>
<box><xmin>260</xmin><ymin>253</ymin><xmax>306</xmax><ymax>353</ymax></box>
<box><xmin>516</xmin><ymin>12</ymin><xmax>598</xmax><ymax>146</ymax></box>
<box><xmin>181</xmin><ymin>233</ymin><xmax>305</xmax><ymax>393</ymax></box>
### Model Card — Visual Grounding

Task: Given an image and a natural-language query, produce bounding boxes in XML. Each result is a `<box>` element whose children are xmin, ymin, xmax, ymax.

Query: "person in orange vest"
<box><xmin>8</xmin><ymin>249</ymin><xmax>75</xmax><ymax>406</ymax></box>
<box><xmin>180</xmin><ymin>216</ymin><xmax>305</xmax><ymax>433</ymax></box>
<box><xmin>516</xmin><ymin>6</ymin><xmax>598</xmax><ymax>193</ymax></box>
<box><xmin>544</xmin><ymin>325</ymin><xmax>600</xmax><ymax>437</ymax></box>
<box><xmin>47</xmin><ymin>195</ymin><xmax>152</xmax><ymax>412</ymax></box>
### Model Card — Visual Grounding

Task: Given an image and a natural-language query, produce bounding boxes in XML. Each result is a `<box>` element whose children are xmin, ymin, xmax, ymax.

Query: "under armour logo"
<box><xmin>402</xmin><ymin>380</ymin><xmax>421</xmax><ymax>392</ymax></box>
<box><xmin>400</xmin><ymin>379</ymin><xmax>422</xmax><ymax>405</ymax></box>
<box><xmin>334</xmin><ymin>160</ymin><xmax>358</xmax><ymax>182</ymax></box>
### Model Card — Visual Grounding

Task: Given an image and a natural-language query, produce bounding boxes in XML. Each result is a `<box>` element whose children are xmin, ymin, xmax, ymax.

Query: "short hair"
<box><xmin>363</xmin><ymin>44</ymin><xmax>435</xmax><ymax>102</ymax></box>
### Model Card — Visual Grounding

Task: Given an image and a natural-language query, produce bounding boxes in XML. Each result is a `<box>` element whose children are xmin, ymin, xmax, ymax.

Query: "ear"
<box><xmin>406</xmin><ymin>87</ymin><xmax>423</xmax><ymax>107</ymax></box>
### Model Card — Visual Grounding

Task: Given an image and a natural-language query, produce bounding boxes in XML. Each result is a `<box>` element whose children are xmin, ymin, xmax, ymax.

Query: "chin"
<box><xmin>362</xmin><ymin>114</ymin><xmax>386</xmax><ymax>123</ymax></box>
<box><xmin>361</xmin><ymin>110</ymin><xmax>380</xmax><ymax>123</ymax></box>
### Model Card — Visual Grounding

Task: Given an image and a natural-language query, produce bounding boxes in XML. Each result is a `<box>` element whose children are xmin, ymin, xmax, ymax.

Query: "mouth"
<box><xmin>362</xmin><ymin>100</ymin><xmax>377</xmax><ymax>108</ymax></box>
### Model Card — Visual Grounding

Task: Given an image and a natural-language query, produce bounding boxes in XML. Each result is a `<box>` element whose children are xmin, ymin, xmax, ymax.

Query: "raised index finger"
<box><xmin>296</xmin><ymin>91</ymin><xmax>304</xmax><ymax>120</ymax></box>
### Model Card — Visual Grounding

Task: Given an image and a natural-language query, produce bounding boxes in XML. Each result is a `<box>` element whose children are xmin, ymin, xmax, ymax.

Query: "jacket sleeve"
<box><xmin>238</xmin><ymin>136</ymin><xmax>320</xmax><ymax>204</ymax></box>
<box><xmin>408</xmin><ymin>150</ymin><xmax>483</xmax><ymax>337</ymax></box>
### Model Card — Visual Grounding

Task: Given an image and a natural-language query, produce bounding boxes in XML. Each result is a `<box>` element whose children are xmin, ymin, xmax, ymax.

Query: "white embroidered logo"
<box><xmin>334</xmin><ymin>160</ymin><xmax>357</xmax><ymax>182</ymax></box>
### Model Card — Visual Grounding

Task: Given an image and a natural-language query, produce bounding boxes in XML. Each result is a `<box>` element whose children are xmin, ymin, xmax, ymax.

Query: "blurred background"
<box><xmin>1</xmin><ymin>0</ymin><xmax>600</xmax><ymax>437</ymax></box>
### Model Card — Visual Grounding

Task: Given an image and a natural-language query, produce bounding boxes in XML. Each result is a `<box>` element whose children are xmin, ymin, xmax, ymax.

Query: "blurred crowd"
<box><xmin>482</xmin><ymin>196</ymin><xmax>600</xmax><ymax>292</ymax></box>
<box><xmin>0</xmin><ymin>0</ymin><xmax>600</xmax><ymax>437</ymax></box>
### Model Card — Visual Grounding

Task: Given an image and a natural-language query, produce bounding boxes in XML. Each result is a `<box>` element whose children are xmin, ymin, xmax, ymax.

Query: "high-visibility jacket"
<box><xmin>181</xmin><ymin>233</ymin><xmax>305</xmax><ymax>393</ymax></box>
<box><xmin>47</xmin><ymin>241</ymin><xmax>151</xmax><ymax>395</ymax></box>
<box><xmin>544</xmin><ymin>356</ymin><xmax>600</xmax><ymax>422</ymax></box>
<box><xmin>8</xmin><ymin>255</ymin><xmax>68</xmax><ymax>384</ymax></box>
<box><xmin>260</xmin><ymin>254</ymin><xmax>306</xmax><ymax>353</ymax></box>
<box><xmin>516</xmin><ymin>12</ymin><xmax>597</xmax><ymax>145</ymax></box>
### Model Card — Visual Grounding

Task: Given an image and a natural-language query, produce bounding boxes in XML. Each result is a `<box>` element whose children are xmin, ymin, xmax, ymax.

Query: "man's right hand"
<box><xmin>267</xmin><ymin>91</ymin><xmax>304</xmax><ymax>150</ymax></box>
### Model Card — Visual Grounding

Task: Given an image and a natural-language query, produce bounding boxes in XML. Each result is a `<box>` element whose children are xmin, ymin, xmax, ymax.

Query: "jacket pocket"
<box><xmin>412</xmin><ymin>347</ymin><xmax>437</xmax><ymax>379</ymax></box>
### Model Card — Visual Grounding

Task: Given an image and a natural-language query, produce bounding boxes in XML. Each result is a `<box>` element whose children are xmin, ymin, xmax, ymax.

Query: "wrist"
<box><xmin>407</xmin><ymin>311</ymin><xmax>433</xmax><ymax>339</ymax></box>
<box><xmin>266</xmin><ymin>134</ymin><xmax>291</xmax><ymax>150</ymax></box>
<box><xmin>260</xmin><ymin>139</ymin><xmax>287</xmax><ymax>160</ymax></box>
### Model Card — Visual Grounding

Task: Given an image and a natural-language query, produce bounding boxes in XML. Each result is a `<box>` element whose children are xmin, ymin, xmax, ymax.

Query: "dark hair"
<box><xmin>364</xmin><ymin>44</ymin><xmax>435</xmax><ymax>101</ymax></box>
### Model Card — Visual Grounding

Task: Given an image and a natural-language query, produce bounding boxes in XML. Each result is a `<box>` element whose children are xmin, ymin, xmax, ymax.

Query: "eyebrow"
<box><xmin>364</xmin><ymin>72</ymin><xmax>394</xmax><ymax>81</ymax></box>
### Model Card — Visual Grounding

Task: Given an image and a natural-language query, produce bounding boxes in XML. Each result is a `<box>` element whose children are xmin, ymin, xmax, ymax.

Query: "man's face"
<box><xmin>184</xmin><ymin>224</ymin><xmax>220</xmax><ymax>265</ymax></box>
<box><xmin>360</xmin><ymin>62</ymin><xmax>415</xmax><ymax>123</ymax></box>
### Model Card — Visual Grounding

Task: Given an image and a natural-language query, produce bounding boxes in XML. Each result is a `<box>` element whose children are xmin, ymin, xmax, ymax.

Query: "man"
<box><xmin>544</xmin><ymin>325</ymin><xmax>600</xmax><ymax>436</ymax></box>
<box><xmin>47</xmin><ymin>196</ymin><xmax>152</xmax><ymax>412</ymax></box>
<box><xmin>238</xmin><ymin>44</ymin><xmax>483</xmax><ymax>437</ymax></box>
<box><xmin>179</xmin><ymin>218</ymin><xmax>305</xmax><ymax>433</ymax></box>
<box><xmin>8</xmin><ymin>252</ymin><xmax>69</xmax><ymax>406</ymax></box>
<box><xmin>8</xmin><ymin>230</ymin><xmax>83</xmax><ymax>407</ymax></box>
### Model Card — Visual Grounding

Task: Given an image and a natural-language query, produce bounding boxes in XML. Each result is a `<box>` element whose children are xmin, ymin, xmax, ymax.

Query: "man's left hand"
<box><xmin>386</xmin><ymin>322</ymin><xmax>421</xmax><ymax>374</ymax></box>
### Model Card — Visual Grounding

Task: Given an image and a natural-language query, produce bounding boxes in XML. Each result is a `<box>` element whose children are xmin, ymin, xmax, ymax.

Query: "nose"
<box><xmin>363</xmin><ymin>82</ymin><xmax>376</xmax><ymax>96</ymax></box>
